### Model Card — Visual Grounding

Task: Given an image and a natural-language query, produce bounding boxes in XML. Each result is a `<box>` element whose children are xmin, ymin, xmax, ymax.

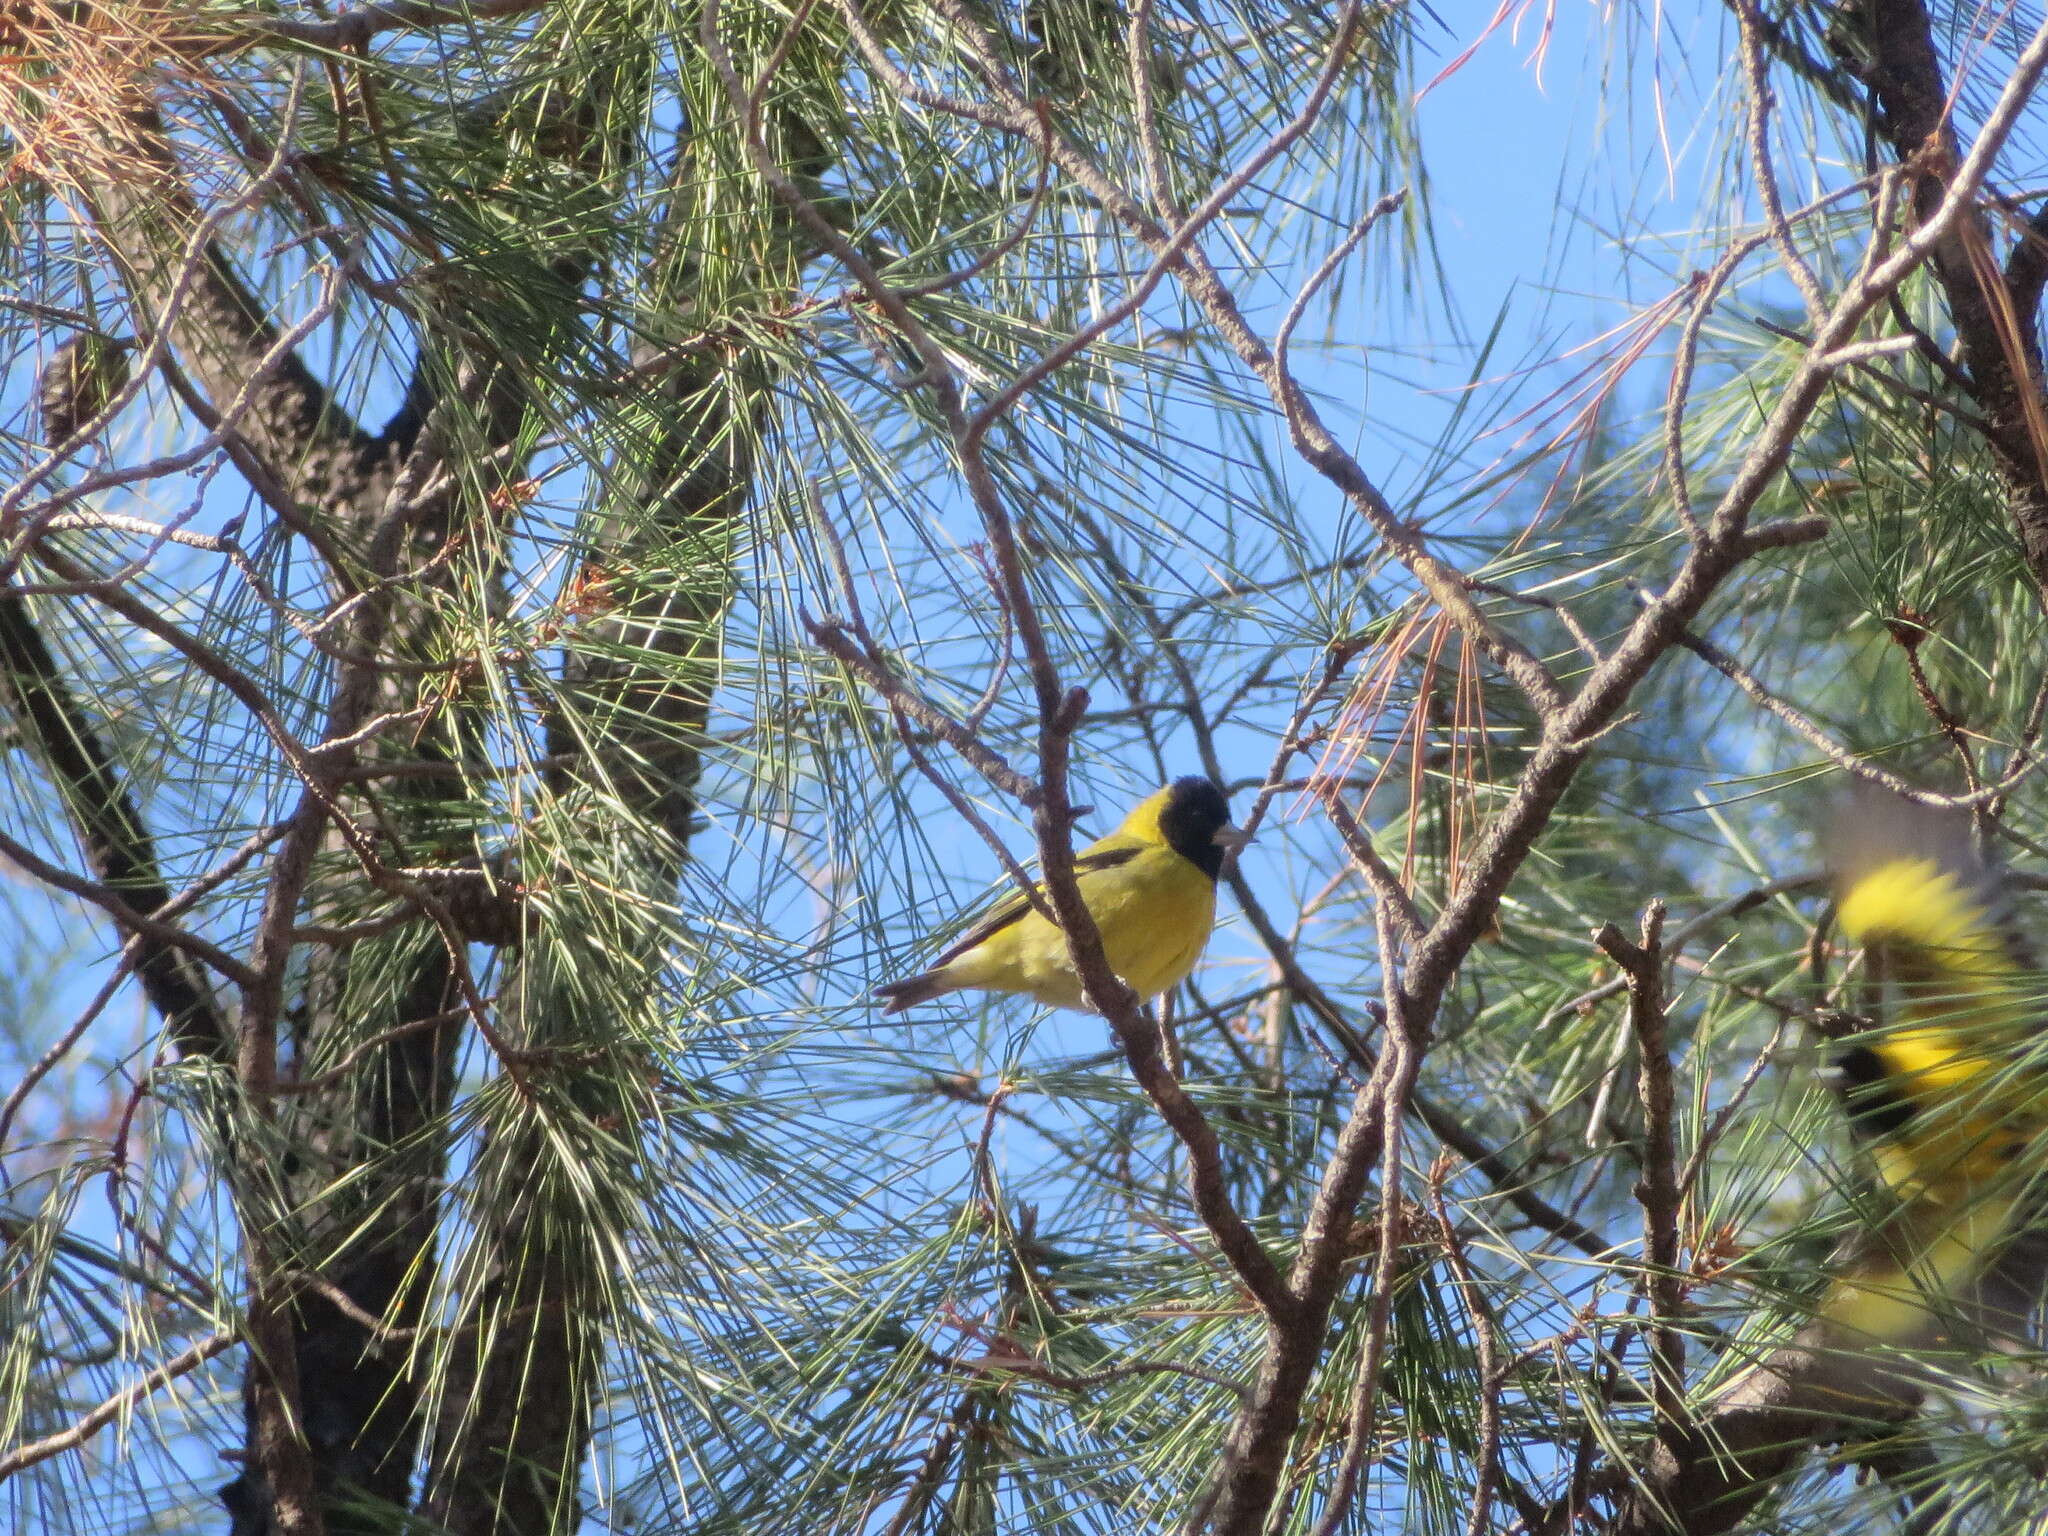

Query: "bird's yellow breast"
<box><xmin>944</xmin><ymin>841</ymin><xmax>1217</xmax><ymax>1011</ymax></box>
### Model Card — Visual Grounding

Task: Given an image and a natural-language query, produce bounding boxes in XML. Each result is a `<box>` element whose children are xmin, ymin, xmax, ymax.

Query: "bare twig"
<box><xmin>1897</xmin><ymin>627</ymin><xmax>1981</xmax><ymax>793</ymax></box>
<box><xmin>0</xmin><ymin>1330</ymin><xmax>237</xmax><ymax>1482</ymax></box>
<box><xmin>1676</xmin><ymin>1018</ymin><xmax>1790</xmax><ymax>1203</ymax></box>
<box><xmin>1735</xmin><ymin>0</ymin><xmax>1826</xmax><ymax>321</ymax></box>
<box><xmin>33</xmin><ymin>511</ymin><xmax>243</xmax><ymax>551</ymax></box>
<box><xmin>1669</xmin><ymin>615</ymin><xmax>2043</xmax><ymax>806</ymax></box>
<box><xmin>1317</xmin><ymin>783</ymin><xmax>1425</xmax><ymax>944</ymax></box>
<box><xmin>1463</xmin><ymin>577</ymin><xmax>1606</xmax><ymax>666</ymax></box>
<box><xmin>1235</xmin><ymin>630</ymin><xmax>1372</xmax><ymax>851</ymax></box>
<box><xmin>805</xmin><ymin>618</ymin><xmax>1043</xmax><ymax>807</ymax></box>
<box><xmin>1664</xmin><ymin>180</ymin><xmax>1876</xmax><ymax>537</ymax></box>
<box><xmin>1271</xmin><ymin>191</ymin><xmax>1407</xmax><ymax>393</ymax></box>
<box><xmin>0</xmin><ymin>951</ymin><xmax>140</xmax><ymax>1163</ymax></box>
<box><xmin>0</xmin><ymin>821</ymin><xmax>259</xmax><ymax>989</ymax></box>
<box><xmin>1303</xmin><ymin>899</ymin><xmax>1421</xmax><ymax>1536</ymax></box>
<box><xmin>1595</xmin><ymin>903</ymin><xmax>1688</xmax><ymax>1458</ymax></box>
<box><xmin>260</xmin><ymin>1006</ymin><xmax>474</xmax><ymax>1096</ymax></box>
<box><xmin>1429</xmin><ymin>1159</ymin><xmax>1507</xmax><ymax>1536</ymax></box>
<box><xmin>1127</xmin><ymin>0</ymin><xmax>1177</xmax><ymax>218</ymax></box>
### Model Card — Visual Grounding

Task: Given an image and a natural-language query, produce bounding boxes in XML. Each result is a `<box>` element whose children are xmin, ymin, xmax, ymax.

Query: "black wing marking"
<box><xmin>1823</xmin><ymin>1043</ymin><xmax>1920</xmax><ymax>1143</ymax></box>
<box><xmin>930</xmin><ymin>845</ymin><xmax>1143</xmax><ymax>967</ymax></box>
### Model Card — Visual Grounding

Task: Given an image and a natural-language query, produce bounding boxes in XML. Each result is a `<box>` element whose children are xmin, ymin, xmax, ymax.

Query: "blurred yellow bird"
<box><xmin>873</xmin><ymin>776</ymin><xmax>1246</xmax><ymax>1015</ymax></box>
<box><xmin>1819</xmin><ymin>791</ymin><xmax>2045</xmax><ymax>1346</ymax></box>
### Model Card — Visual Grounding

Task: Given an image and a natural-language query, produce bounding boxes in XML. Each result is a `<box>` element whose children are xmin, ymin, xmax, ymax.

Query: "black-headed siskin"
<box><xmin>875</xmin><ymin>776</ymin><xmax>1246</xmax><ymax>1015</ymax></box>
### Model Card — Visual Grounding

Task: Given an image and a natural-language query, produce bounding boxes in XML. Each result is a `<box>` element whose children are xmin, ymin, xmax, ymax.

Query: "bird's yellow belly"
<box><xmin>1872</xmin><ymin>1029</ymin><xmax>2038</xmax><ymax>1191</ymax></box>
<box><xmin>951</xmin><ymin>855</ymin><xmax>1217</xmax><ymax>1011</ymax></box>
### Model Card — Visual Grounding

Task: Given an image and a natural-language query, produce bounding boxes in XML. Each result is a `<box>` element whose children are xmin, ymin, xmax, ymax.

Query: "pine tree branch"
<box><xmin>0</xmin><ymin>596</ymin><xmax>240</xmax><ymax>1045</ymax></box>
<box><xmin>1851</xmin><ymin>0</ymin><xmax>2048</xmax><ymax>600</ymax></box>
<box><xmin>0</xmin><ymin>1330</ymin><xmax>239</xmax><ymax>1482</ymax></box>
<box><xmin>83</xmin><ymin>104</ymin><xmax>396</xmax><ymax>520</ymax></box>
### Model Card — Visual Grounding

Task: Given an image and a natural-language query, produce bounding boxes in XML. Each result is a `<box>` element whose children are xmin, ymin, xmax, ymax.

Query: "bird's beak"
<box><xmin>1211</xmin><ymin>825</ymin><xmax>1253</xmax><ymax>852</ymax></box>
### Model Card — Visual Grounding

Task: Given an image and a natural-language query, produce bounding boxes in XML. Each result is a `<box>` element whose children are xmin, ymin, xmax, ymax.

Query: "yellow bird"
<box><xmin>873</xmin><ymin>776</ymin><xmax>1247</xmax><ymax>1015</ymax></box>
<box><xmin>1819</xmin><ymin>791</ymin><xmax>2045</xmax><ymax>1345</ymax></box>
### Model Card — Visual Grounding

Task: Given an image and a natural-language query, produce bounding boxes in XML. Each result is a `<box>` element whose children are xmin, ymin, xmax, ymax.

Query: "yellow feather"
<box><xmin>1835</xmin><ymin>855</ymin><xmax>2028</xmax><ymax>1193</ymax></box>
<box><xmin>1820</xmin><ymin>822</ymin><xmax>2043</xmax><ymax>1345</ymax></box>
<box><xmin>939</xmin><ymin>839</ymin><xmax>1217</xmax><ymax>1009</ymax></box>
<box><xmin>1823</xmin><ymin>1193</ymin><xmax>2017</xmax><ymax>1345</ymax></box>
<box><xmin>874</xmin><ymin>778</ymin><xmax>1240</xmax><ymax>1015</ymax></box>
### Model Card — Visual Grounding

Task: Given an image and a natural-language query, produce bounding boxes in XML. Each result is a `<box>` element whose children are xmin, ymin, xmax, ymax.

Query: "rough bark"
<box><xmin>1608</xmin><ymin>1324</ymin><xmax>1922</xmax><ymax>1536</ymax></box>
<box><xmin>0</xmin><ymin>595</ymin><xmax>226</xmax><ymax>1056</ymax></box>
<box><xmin>418</xmin><ymin>338</ymin><xmax>751</xmax><ymax>1536</ymax></box>
<box><xmin>70</xmin><ymin>97</ymin><xmax>561</xmax><ymax>1534</ymax></box>
<box><xmin>1849</xmin><ymin>0</ymin><xmax>2048</xmax><ymax>593</ymax></box>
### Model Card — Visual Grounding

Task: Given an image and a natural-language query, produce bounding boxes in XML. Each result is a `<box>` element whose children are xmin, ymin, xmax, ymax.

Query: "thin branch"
<box><xmin>1595</xmin><ymin>903</ymin><xmax>1688</xmax><ymax>1461</ymax></box>
<box><xmin>1665</xmin><ymin>183</ymin><xmax>1876</xmax><ymax>537</ymax></box>
<box><xmin>1669</xmin><ymin>615</ymin><xmax>2044</xmax><ymax>805</ymax></box>
<box><xmin>0</xmin><ymin>819</ymin><xmax>259</xmax><ymax>989</ymax></box>
<box><xmin>1675</xmin><ymin>1018</ymin><xmax>1790</xmax><ymax>1203</ymax></box>
<box><xmin>1735</xmin><ymin>0</ymin><xmax>1827</xmax><ymax>321</ymax></box>
<box><xmin>1303</xmin><ymin>898</ymin><xmax>1421</xmax><ymax>1536</ymax></box>
<box><xmin>1897</xmin><ymin>628</ymin><xmax>1981</xmax><ymax>793</ymax></box>
<box><xmin>1316</xmin><ymin>783</ymin><xmax>1425</xmax><ymax>944</ymax></box>
<box><xmin>1536</xmin><ymin>873</ymin><xmax>1819</xmax><ymax>1035</ymax></box>
<box><xmin>0</xmin><ymin>951</ymin><xmax>139</xmax><ymax>1162</ymax></box>
<box><xmin>1429</xmin><ymin>1160</ymin><xmax>1508</xmax><ymax>1536</ymax></box>
<box><xmin>1272</xmin><ymin>192</ymin><xmax>1407</xmax><ymax>390</ymax></box>
<box><xmin>0</xmin><ymin>1330</ymin><xmax>237</xmax><ymax>1482</ymax></box>
<box><xmin>34</xmin><ymin>511</ymin><xmax>243</xmax><ymax>551</ymax></box>
<box><xmin>260</xmin><ymin>1006</ymin><xmax>474</xmax><ymax>1096</ymax></box>
<box><xmin>1413</xmin><ymin>1096</ymin><xmax>1614</xmax><ymax>1261</ymax></box>
<box><xmin>803</xmin><ymin>488</ymin><xmax>1046</xmax><ymax>887</ymax></box>
<box><xmin>1464</xmin><ymin>578</ymin><xmax>1605</xmax><ymax>666</ymax></box>
<box><xmin>1127</xmin><ymin>0</ymin><xmax>1177</xmax><ymax>218</ymax></box>
<box><xmin>805</xmin><ymin>619</ymin><xmax>1042</xmax><ymax>807</ymax></box>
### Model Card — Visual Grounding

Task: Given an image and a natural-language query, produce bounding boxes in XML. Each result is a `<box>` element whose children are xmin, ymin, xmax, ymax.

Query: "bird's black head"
<box><xmin>1158</xmin><ymin>776</ymin><xmax>1236</xmax><ymax>880</ymax></box>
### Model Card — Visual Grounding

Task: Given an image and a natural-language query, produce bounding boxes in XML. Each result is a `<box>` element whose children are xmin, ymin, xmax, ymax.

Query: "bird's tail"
<box><xmin>873</xmin><ymin>970</ymin><xmax>954</xmax><ymax>1016</ymax></box>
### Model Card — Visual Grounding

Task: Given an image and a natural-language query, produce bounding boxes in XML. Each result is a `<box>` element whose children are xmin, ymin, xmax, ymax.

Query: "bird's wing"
<box><xmin>928</xmin><ymin>844</ymin><xmax>1143</xmax><ymax>968</ymax></box>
